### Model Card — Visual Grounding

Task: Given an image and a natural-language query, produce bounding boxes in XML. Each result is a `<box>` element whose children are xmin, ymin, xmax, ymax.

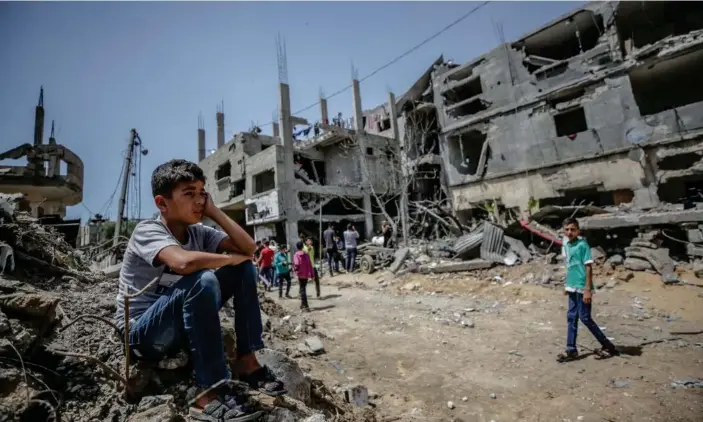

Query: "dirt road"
<box><xmin>266</xmin><ymin>264</ymin><xmax>703</xmax><ymax>421</ymax></box>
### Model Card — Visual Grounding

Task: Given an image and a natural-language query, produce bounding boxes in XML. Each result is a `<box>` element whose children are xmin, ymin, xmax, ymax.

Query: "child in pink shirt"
<box><xmin>293</xmin><ymin>241</ymin><xmax>313</xmax><ymax>311</ymax></box>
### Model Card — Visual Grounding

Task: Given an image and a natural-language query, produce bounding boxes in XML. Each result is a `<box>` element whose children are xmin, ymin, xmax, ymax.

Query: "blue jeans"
<box><xmin>566</xmin><ymin>292</ymin><xmax>614</xmax><ymax>353</ymax></box>
<box><xmin>345</xmin><ymin>248</ymin><xmax>357</xmax><ymax>272</ymax></box>
<box><xmin>128</xmin><ymin>261</ymin><xmax>264</xmax><ymax>387</ymax></box>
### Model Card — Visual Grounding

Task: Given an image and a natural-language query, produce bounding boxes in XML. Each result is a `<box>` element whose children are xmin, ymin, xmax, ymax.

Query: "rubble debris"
<box><xmin>606</xmin><ymin>254</ymin><xmax>624</xmax><ymax>266</ymax></box>
<box><xmin>0</xmin><ymin>241</ymin><xmax>15</xmax><ymax>273</ymax></box>
<box><xmin>578</xmin><ymin>209</ymin><xmax>703</xmax><ymax>230</ymax></box>
<box><xmin>256</xmin><ymin>348</ymin><xmax>312</xmax><ymax>404</ymax></box>
<box><xmin>624</xmin><ymin>257</ymin><xmax>653</xmax><ymax>272</ymax></box>
<box><xmin>694</xmin><ymin>262</ymin><xmax>703</xmax><ymax>279</ymax></box>
<box><xmin>304</xmin><ymin>336</ymin><xmax>325</xmax><ymax>355</ymax></box>
<box><xmin>617</xmin><ymin>272</ymin><xmax>635</xmax><ymax>282</ymax></box>
<box><xmin>504</xmin><ymin>235</ymin><xmax>532</xmax><ymax>264</ymax></box>
<box><xmin>389</xmin><ymin>248</ymin><xmax>410</xmax><ymax>274</ymax></box>
<box><xmin>670</xmin><ymin>379</ymin><xmax>703</xmax><ymax>389</ymax></box>
<box><xmin>418</xmin><ymin>259</ymin><xmax>492</xmax><ymax>274</ymax></box>
<box><xmin>625</xmin><ymin>245</ymin><xmax>678</xmax><ymax>283</ymax></box>
<box><xmin>343</xmin><ymin>384</ymin><xmax>369</xmax><ymax>407</ymax></box>
<box><xmin>590</xmin><ymin>247</ymin><xmax>606</xmax><ymax>262</ymax></box>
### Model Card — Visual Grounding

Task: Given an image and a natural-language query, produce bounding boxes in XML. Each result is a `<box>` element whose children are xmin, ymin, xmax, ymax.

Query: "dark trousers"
<box><xmin>278</xmin><ymin>273</ymin><xmax>291</xmax><ymax>297</ymax></box>
<box><xmin>313</xmin><ymin>268</ymin><xmax>321</xmax><ymax>297</ymax></box>
<box><xmin>345</xmin><ymin>248</ymin><xmax>357</xmax><ymax>272</ymax></box>
<box><xmin>299</xmin><ymin>278</ymin><xmax>309</xmax><ymax>309</ymax></box>
<box><xmin>326</xmin><ymin>248</ymin><xmax>338</xmax><ymax>275</ymax></box>
<box><xmin>566</xmin><ymin>291</ymin><xmax>614</xmax><ymax>353</ymax></box>
<box><xmin>260</xmin><ymin>266</ymin><xmax>274</xmax><ymax>288</ymax></box>
<box><xmin>128</xmin><ymin>262</ymin><xmax>263</xmax><ymax>387</ymax></box>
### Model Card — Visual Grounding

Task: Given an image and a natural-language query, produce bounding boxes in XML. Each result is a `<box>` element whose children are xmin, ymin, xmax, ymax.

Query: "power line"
<box><xmin>259</xmin><ymin>1</ymin><xmax>490</xmax><ymax>127</ymax></box>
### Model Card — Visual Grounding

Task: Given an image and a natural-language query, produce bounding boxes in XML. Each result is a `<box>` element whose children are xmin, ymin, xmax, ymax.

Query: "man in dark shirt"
<box><xmin>382</xmin><ymin>221</ymin><xmax>394</xmax><ymax>248</ymax></box>
<box><xmin>323</xmin><ymin>224</ymin><xmax>337</xmax><ymax>276</ymax></box>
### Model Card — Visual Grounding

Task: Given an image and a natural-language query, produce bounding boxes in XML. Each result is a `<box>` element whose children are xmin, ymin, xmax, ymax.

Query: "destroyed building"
<box><xmin>200</xmin><ymin>1</ymin><xmax>703</xmax><ymax>250</ymax></box>
<box><xmin>431</xmin><ymin>1</ymin><xmax>703</xmax><ymax>221</ymax></box>
<box><xmin>0</xmin><ymin>88</ymin><xmax>84</xmax><ymax>245</ymax></box>
<box><xmin>199</xmin><ymin>80</ymin><xmax>398</xmax><ymax>244</ymax></box>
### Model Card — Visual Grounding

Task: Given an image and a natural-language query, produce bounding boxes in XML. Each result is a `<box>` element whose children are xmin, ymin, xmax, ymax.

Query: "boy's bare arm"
<box><xmin>157</xmin><ymin>246</ymin><xmax>251</xmax><ymax>275</ymax></box>
<box><xmin>204</xmin><ymin>194</ymin><xmax>256</xmax><ymax>256</ymax></box>
<box><xmin>584</xmin><ymin>263</ymin><xmax>593</xmax><ymax>303</ymax></box>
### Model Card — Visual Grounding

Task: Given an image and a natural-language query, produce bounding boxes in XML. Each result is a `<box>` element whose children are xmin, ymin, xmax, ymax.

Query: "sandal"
<box><xmin>188</xmin><ymin>380</ymin><xmax>262</xmax><ymax>422</ymax></box>
<box><xmin>594</xmin><ymin>347</ymin><xmax>620</xmax><ymax>360</ymax></box>
<box><xmin>556</xmin><ymin>351</ymin><xmax>579</xmax><ymax>363</ymax></box>
<box><xmin>239</xmin><ymin>365</ymin><xmax>287</xmax><ymax>397</ymax></box>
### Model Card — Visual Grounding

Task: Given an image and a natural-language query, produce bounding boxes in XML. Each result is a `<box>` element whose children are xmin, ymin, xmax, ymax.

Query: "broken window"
<box><xmin>231</xmin><ymin>178</ymin><xmax>245</xmax><ymax>197</ymax></box>
<box><xmin>253</xmin><ymin>169</ymin><xmax>275</xmax><ymax>194</ymax></box>
<box><xmin>658</xmin><ymin>153</ymin><xmax>702</xmax><ymax>171</ymax></box>
<box><xmin>446</xmin><ymin>97</ymin><xmax>490</xmax><ymax>119</ymax></box>
<box><xmin>514</xmin><ymin>10</ymin><xmax>604</xmax><ymax>63</ymax></box>
<box><xmin>657</xmin><ymin>175</ymin><xmax>703</xmax><ymax>208</ymax></box>
<box><xmin>540</xmin><ymin>187</ymin><xmax>621</xmax><ymax>207</ymax></box>
<box><xmin>443</xmin><ymin>76</ymin><xmax>483</xmax><ymax>105</ymax></box>
<box><xmin>616</xmin><ymin>2</ymin><xmax>703</xmax><ymax>52</ymax></box>
<box><xmin>294</xmin><ymin>154</ymin><xmax>325</xmax><ymax>185</ymax></box>
<box><xmin>377</xmin><ymin>118</ymin><xmax>391</xmax><ymax>132</ymax></box>
<box><xmin>446</xmin><ymin>130</ymin><xmax>489</xmax><ymax>176</ymax></box>
<box><xmin>629</xmin><ymin>48</ymin><xmax>703</xmax><ymax>116</ymax></box>
<box><xmin>366</xmin><ymin>147</ymin><xmax>374</xmax><ymax>156</ymax></box>
<box><xmin>445</xmin><ymin>59</ymin><xmax>485</xmax><ymax>83</ymax></box>
<box><xmin>554</xmin><ymin>107</ymin><xmax>588</xmax><ymax>137</ymax></box>
<box><xmin>216</xmin><ymin>161</ymin><xmax>231</xmax><ymax>180</ymax></box>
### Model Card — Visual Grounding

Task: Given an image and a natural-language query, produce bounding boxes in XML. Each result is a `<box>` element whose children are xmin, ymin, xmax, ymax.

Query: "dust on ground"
<box><xmin>265</xmin><ymin>261</ymin><xmax>703</xmax><ymax>421</ymax></box>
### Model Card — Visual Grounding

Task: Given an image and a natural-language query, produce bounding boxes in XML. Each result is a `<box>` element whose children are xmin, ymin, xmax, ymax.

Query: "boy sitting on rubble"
<box><xmin>557</xmin><ymin>218</ymin><xmax>619</xmax><ymax>363</ymax></box>
<box><xmin>115</xmin><ymin>159</ymin><xmax>285</xmax><ymax>422</ymax></box>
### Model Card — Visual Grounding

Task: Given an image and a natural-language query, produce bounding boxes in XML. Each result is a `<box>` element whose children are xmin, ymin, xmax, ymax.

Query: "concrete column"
<box><xmin>320</xmin><ymin>97</ymin><xmax>328</xmax><ymax>124</ymax></box>
<box><xmin>389</xmin><ymin>91</ymin><xmax>409</xmax><ymax>245</ymax></box>
<box><xmin>216</xmin><ymin>111</ymin><xmax>225</xmax><ymax>148</ymax></box>
<box><xmin>352</xmin><ymin>79</ymin><xmax>374</xmax><ymax>238</ymax></box>
<box><xmin>278</xmin><ymin>82</ymin><xmax>299</xmax><ymax>245</ymax></box>
<box><xmin>198</xmin><ymin>128</ymin><xmax>206</xmax><ymax>162</ymax></box>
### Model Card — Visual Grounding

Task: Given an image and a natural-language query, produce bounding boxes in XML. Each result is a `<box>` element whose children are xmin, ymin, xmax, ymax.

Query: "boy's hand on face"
<box><xmin>583</xmin><ymin>290</ymin><xmax>592</xmax><ymax>304</ymax></box>
<box><xmin>204</xmin><ymin>192</ymin><xmax>218</xmax><ymax>218</ymax></box>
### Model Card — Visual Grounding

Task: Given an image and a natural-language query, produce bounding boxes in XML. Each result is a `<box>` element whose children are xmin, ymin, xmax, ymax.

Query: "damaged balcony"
<box><xmin>514</xmin><ymin>9</ymin><xmax>604</xmax><ymax>80</ymax></box>
<box><xmin>294</xmin><ymin>124</ymin><xmax>358</xmax><ymax>150</ymax></box>
<box><xmin>629</xmin><ymin>47</ymin><xmax>703</xmax><ymax>117</ymax></box>
<box><xmin>616</xmin><ymin>1</ymin><xmax>703</xmax><ymax>57</ymax></box>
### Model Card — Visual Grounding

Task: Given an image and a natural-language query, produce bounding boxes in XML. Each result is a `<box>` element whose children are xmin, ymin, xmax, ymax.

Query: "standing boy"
<box><xmin>116</xmin><ymin>159</ymin><xmax>284</xmax><ymax>421</ymax></box>
<box><xmin>274</xmin><ymin>244</ymin><xmax>292</xmax><ymax>299</ymax></box>
<box><xmin>323</xmin><ymin>224</ymin><xmax>337</xmax><ymax>276</ymax></box>
<box><xmin>293</xmin><ymin>241</ymin><xmax>313</xmax><ymax>312</ymax></box>
<box><xmin>257</xmin><ymin>240</ymin><xmax>274</xmax><ymax>292</ymax></box>
<box><xmin>558</xmin><ymin>218</ymin><xmax>619</xmax><ymax>362</ymax></box>
<box><xmin>304</xmin><ymin>237</ymin><xmax>321</xmax><ymax>298</ymax></box>
<box><xmin>343</xmin><ymin>224</ymin><xmax>359</xmax><ymax>272</ymax></box>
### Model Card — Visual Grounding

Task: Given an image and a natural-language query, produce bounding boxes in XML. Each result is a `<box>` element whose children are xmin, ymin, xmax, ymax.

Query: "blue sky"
<box><xmin>0</xmin><ymin>1</ymin><xmax>583</xmax><ymax>221</ymax></box>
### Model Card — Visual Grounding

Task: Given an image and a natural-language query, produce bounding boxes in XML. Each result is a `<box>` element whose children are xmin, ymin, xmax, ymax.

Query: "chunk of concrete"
<box><xmin>265</xmin><ymin>408</ymin><xmax>297</xmax><ymax>422</ymax></box>
<box><xmin>103</xmin><ymin>263</ymin><xmax>122</xmax><ymax>278</ymax></box>
<box><xmin>624</xmin><ymin>257</ymin><xmax>653</xmax><ymax>271</ymax></box>
<box><xmin>694</xmin><ymin>262</ymin><xmax>703</xmax><ymax>279</ymax></box>
<box><xmin>590</xmin><ymin>247</ymin><xmax>606</xmax><ymax>262</ymax></box>
<box><xmin>343</xmin><ymin>384</ymin><xmax>369</xmax><ymax>407</ymax></box>
<box><xmin>625</xmin><ymin>246</ymin><xmax>677</xmax><ymax>282</ymax></box>
<box><xmin>606</xmin><ymin>254</ymin><xmax>624</xmax><ymax>266</ymax></box>
<box><xmin>302</xmin><ymin>415</ymin><xmax>327</xmax><ymax>422</ymax></box>
<box><xmin>137</xmin><ymin>395</ymin><xmax>174</xmax><ymax>412</ymax></box>
<box><xmin>686</xmin><ymin>229</ymin><xmax>703</xmax><ymax>244</ymax></box>
<box><xmin>418</xmin><ymin>259</ymin><xmax>492</xmax><ymax>274</ymax></box>
<box><xmin>617</xmin><ymin>272</ymin><xmax>634</xmax><ymax>282</ymax></box>
<box><xmin>127</xmin><ymin>403</ymin><xmax>181</xmax><ymax>422</ymax></box>
<box><xmin>390</xmin><ymin>248</ymin><xmax>410</xmax><ymax>274</ymax></box>
<box><xmin>0</xmin><ymin>294</ymin><xmax>59</xmax><ymax>323</ymax></box>
<box><xmin>304</xmin><ymin>336</ymin><xmax>325</xmax><ymax>355</ymax></box>
<box><xmin>579</xmin><ymin>209</ymin><xmax>703</xmax><ymax>230</ymax></box>
<box><xmin>503</xmin><ymin>236</ymin><xmax>532</xmax><ymax>264</ymax></box>
<box><xmin>256</xmin><ymin>348</ymin><xmax>311</xmax><ymax>403</ymax></box>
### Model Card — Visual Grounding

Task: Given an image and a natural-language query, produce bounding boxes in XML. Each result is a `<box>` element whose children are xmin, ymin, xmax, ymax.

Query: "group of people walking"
<box><xmin>253</xmin><ymin>223</ymin><xmax>363</xmax><ymax>311</ymax></box>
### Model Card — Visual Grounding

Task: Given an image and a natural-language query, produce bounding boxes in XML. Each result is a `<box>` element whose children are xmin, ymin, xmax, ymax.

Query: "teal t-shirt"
<box><xmin>274</xmin><ymin>252</ymin><xmax>290</xmax><ymax>275</ymax></box>
<box><xmin>564</xmin><ymin>237</ymin><xmax>593</xmax><ymax>291</ymax></box>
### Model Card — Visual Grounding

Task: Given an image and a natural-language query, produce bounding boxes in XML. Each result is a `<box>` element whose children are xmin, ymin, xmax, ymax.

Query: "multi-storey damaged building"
<box><xmin>199</xmin><ymin>81</ymin><xmax>398</xmax><ymax>244</ymax></box>
<box><xmin>0</xmin><ymin>88</ymin><xmax>84</xmax><ymax>245</ymax></box>
<box><xmin>434</xmin><ymin>1</ymin><xmax>703</xmax><ymax>219</ymax></box>
<box><xmin>201</xmin><ymin>1</ymin><xmax>703</xmax><ymax>246</ymax></box>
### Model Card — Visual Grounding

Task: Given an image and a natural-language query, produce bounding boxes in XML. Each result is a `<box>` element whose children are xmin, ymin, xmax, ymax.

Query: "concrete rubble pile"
<box><xmin>381</xmin><ymin>203</ymin><xmax>703</xmax><ymax>285</ymax></box>
<box><xmin>0</xmin><ymin>195</ymin><xmax>377</xmax><ymax>422</ymax></box>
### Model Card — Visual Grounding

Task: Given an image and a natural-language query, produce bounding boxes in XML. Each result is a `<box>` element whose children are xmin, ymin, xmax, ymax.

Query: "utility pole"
<box><xmin>113</xmin><ymin>129</ymin><xmax>140</xmax><ymax>247</ymax></box>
